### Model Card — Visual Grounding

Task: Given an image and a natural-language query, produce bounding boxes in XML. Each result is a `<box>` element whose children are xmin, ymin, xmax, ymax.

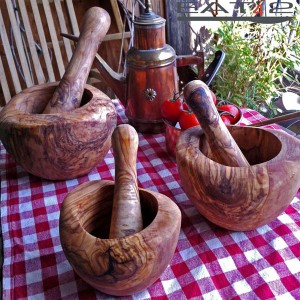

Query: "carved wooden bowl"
<box><xmin>176</xmin><ymin>126</ymin><xmax>300</xmax><ymax>231</ymax></box>
<box><xmin>59</xmin><ymin>180</ymin><xmax>181</xmax><ymax>296</ymax></box>
<box><xmin>0</xmin><ymin>82</ymin><xmax>117</xmax><ymax>180</ymax></box>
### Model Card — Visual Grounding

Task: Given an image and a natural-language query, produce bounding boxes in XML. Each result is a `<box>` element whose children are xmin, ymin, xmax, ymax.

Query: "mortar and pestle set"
<box><xmin>0</xmin><ymin>8</ymin><xmax>117</xmax><ymax>180</ymax></box>
<box><xmin>176</xmin><ymin>80</ymin><xmax>300</xmax><ymax>231</ymax></box>
<box><xmin>59</xmin><ymin>124</ymin><xmax>182</xmax><ymax>296</ymax></box>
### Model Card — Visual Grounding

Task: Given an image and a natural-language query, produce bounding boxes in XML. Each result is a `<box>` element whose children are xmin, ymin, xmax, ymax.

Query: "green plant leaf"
<box><xmin>207</xmin><ymin>10</ymin><xmax>300</xmax><ymax>114</ymax></box>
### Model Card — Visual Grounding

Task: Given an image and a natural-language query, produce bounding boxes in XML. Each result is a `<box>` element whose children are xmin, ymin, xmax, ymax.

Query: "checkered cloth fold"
<box><xmin>1</xmin><ymin>101</ymin><xmax>299</xmax><ymax>299</ymax></box>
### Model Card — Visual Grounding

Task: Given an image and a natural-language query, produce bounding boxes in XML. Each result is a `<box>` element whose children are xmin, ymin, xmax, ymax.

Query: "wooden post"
<box><xmin>165</xmin><ymin>0</ymin><xmax>192</xmax><ymax>55</ymax></box>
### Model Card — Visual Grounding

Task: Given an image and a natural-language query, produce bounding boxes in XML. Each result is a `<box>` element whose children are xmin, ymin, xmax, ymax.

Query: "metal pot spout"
<box><xmin>93</xmin><ymin>54</ymin><xmax>127</xmax><ymax>106</ymax></box>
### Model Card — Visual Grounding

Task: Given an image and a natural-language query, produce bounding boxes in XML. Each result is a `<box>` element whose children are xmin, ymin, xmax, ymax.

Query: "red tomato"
<box><xmin>182</xmin><ymin>102</ymin><xmax>189</xmax><ymax>111</ymax></box>
<box><xmin>221</xmin><ymin>115</ymin><xmax>232</xmax><ymax>125</ymax></box>
<box><xmin>179</xmin><ymin>110</ymin><xmax>200</xmax><ymax>130</ymax></box>
<box><xmin>217</xmin><ymin>104</ymin><xmax>240</xmax><ymax>124</ymax></box>
<box><xmin>161</xmin><ymin>97</ymin><xmax>182</xmax><ymax>123</ymax></box>
<box><xmin>210</xmin><ymin>90</ymin><xmax>217</xmax><ymax>105</ymax></box>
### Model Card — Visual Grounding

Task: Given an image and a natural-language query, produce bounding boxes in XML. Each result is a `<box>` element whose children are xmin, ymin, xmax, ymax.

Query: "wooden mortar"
<box><xmin>59</xmin><ymin>125</ymin><xmax>182</xmax><ymax>296</ymax></box>
<box><xmin>176</xmin><ymin>125</ymin><xmax>300</xmax><ymax>231</ymax></box>
<box><xmin>0</xmin><ymin>83</ymin><xmax>116</xmax><ymax>180</ymax></box>
<box><xmin>0</xmin><ymin>7</ymin><xmax>117</xmax><ymax>180</ymax></box>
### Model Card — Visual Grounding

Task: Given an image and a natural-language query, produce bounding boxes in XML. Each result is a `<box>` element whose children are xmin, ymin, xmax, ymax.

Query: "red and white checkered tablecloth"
<box><xmin>1</xmin><ymin>101</ymin><xmax>300</xmax><ymax>300</ymax></box>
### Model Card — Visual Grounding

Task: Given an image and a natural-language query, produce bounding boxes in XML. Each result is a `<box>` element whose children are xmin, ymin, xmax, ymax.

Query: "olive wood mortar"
<box><xmin>59</xmin><ymin>125</ymin><xmax>182</xmax><ymax>296</ymax></box>
<box><xmin>176</xmin><ymin>125</ymin><xmax>300</xmax><ymax>231</ymax></box>
<box><xmin>177</xmin><ymin>80</ymin><xmax>300</xmax><ymax>230</ymax></box>
<box><xmin>0</xmin><ymin>7</ymin><xmax>117</xmax><ymax>180</ymax></box>
<box><xmin>0</xmin><ymin>83</ymin><xmax>116</xmax><ymax>180</ymax></box>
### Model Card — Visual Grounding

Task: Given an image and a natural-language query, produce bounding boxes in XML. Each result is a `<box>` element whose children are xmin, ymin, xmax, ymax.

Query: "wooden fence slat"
<box><xmin>18</xmin><ymin>0</ymin><xmax>45</xmax><ymax>84</ymax></box>
<box><xmin>0</xmin><ymin>56</ymin><xmax>12</xmax><ymax>103</ymax></box>
<box><xmin>5</xmin><ymin>0</ymin><xmax>33</xmax><ymax>87</ymax></box>
<box><xmin>54</xmin><ymin>0</ymin><xmax>73</xmax><ymax>62</ymax></box>
<box><xmin>0</xmin><ymin>8</ymin><xmax>22</xmax><ymax>94</ymax></box>
<box><xmin>30</xmin><ymin>0</ymin><xmax>55</xmax><ymax>82</ymax></box>
<box><xmin>65</xmin><ymin>0</ymin><xmax>79</xmax><ymax>36</ymax></box>
<box><xmin>110</xmin><ymin>0</ymin><xmax>129</xmax><ymax>51</ymax></box>
<box><xmin>42</xmin><ymin>0</ymin><xmax>65</xmax><ymax>78</ymax></box>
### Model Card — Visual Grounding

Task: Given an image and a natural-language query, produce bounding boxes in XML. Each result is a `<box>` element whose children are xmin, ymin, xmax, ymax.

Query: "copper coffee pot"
<box><xmin>64</xmin><ymin>1</ymin><xmax>210</xmax><ymax>133</ymax></box>
<box><xmin>98</xmin><ymin>0</ymin><xmax>207</xmax><ymax>133</ymax></box>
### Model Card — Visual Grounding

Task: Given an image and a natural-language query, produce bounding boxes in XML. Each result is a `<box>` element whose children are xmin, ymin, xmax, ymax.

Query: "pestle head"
<box><xmin>112</xmin><ymin>124</ymin><xmax>139</xmax><ymax>159</ymax></box>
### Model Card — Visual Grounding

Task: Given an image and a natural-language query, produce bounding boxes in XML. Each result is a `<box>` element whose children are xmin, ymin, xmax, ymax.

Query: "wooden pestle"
<box><xmin>43</xmin><ymin>7</ymin><xmax>110</xmax><ymax>114</ymax></box>
<box><xmin>109</xmin><ymin>124</ymin><xmax>143</xmax><ymax>238</ymax></box>
<box><xmin>184</xmin><ymin>80</ymin><xmax>250</xmax><ymax>167</ymax></box>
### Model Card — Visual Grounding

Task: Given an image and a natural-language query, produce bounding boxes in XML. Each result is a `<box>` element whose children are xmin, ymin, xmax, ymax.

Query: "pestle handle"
<box><xmin>109</xmin><ymin>124</ymin><xmax>143</xmax><ymax>239</ymax></box>
<box><xmin>43</xmin><ymin>7</ymin><xmax>110</xmax><ymax>114</ymax></box>
<box><xmin>184</xmin><ymin>80</ymin><xmax>250</xmax><ymax>167</ymax></box>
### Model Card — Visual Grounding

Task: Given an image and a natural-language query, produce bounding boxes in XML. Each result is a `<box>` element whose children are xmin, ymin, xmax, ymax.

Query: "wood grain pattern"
<box><xmin>0</xmin><ymin>82</ymin><xmax>117</xmax><ymax>180</ymax></box>
<box><xmin>43</xmin><ymin>7</ymin><xmax>111</xmax><ymax>114</ymax></box>
<box><xmin>176</xmin><ymin>125</ymin><xmax>300</xmax><ymax>231</ymax></box>
<box><xmin>59</xmin><ymin>180</ymin><xmax>181</xmax><ymax>296</ymax></box>
<box><xmin>184</xmin><ymin>80</ymin><xmax>250</xmax><ymax>167</ymax></box>
<box><xmin>109</xmin><ymin>125</ymin><xmax>143</xmax><ymax>238</ymax></box>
